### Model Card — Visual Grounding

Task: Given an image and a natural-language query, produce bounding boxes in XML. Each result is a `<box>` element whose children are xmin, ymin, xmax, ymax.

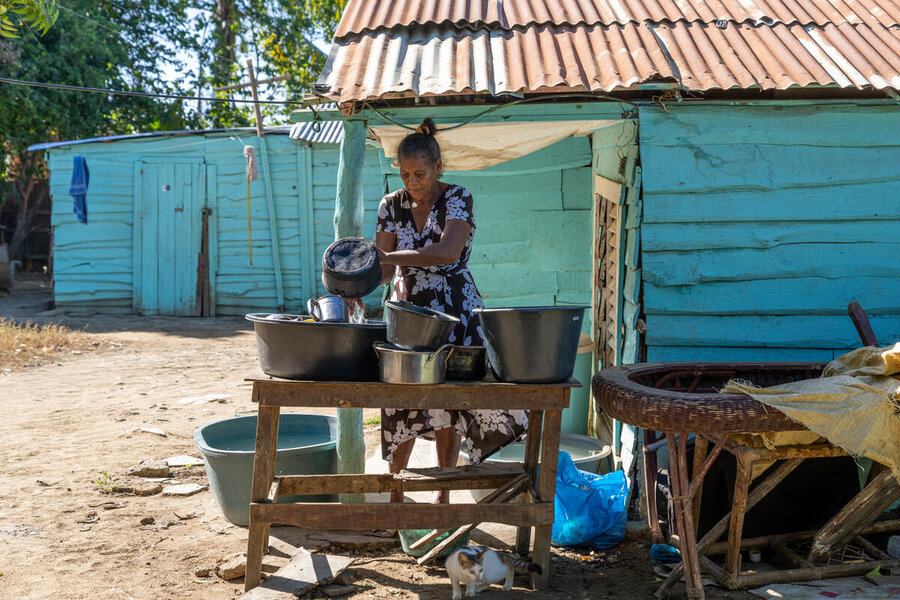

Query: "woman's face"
<box><xmin>399</xmin><ymin>154</ymin><xmax>442</xmax><ymax>203</ymax></box>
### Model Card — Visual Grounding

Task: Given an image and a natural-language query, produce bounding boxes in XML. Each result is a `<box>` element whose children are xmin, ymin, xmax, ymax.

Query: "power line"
<box><xmin>58</xmin><ymin>5</ymin><xmax>121</xmax><ymax>34</ymax></box>
<box><xmin>0</xmin><ymin>76</ymin><xmax>307</xmax><ymax>106</ymax></box>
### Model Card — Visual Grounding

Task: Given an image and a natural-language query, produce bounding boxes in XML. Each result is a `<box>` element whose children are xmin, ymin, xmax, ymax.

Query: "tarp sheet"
<box><xmin>722</xmin><ymin>343</ymin><xmax>900</xmax><ymax>481</ymax></box>
<box><xmin>370</xmin><ymin>120</ymin><xmax>614</xmax><ymax>171</ymax></box>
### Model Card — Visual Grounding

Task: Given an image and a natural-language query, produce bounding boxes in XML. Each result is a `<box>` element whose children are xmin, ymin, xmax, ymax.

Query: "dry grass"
<box><xmin>0</xmin><ymin>318</ymin><xmax>103</xmax><ymax>371</ymax></box>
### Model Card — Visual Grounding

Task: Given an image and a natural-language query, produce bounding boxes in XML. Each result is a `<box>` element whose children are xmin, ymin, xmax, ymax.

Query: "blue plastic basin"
<box><xmin>194</xmin><ymin>414</ymin><xmax>338</xmax><ymax>526</ymax></box>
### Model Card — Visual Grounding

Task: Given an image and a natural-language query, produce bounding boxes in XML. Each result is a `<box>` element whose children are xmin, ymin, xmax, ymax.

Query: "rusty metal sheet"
<box><xmin>319</xmin><ymin>21</ymin><xmax>900</xmax><ymax>102</ymax></box>
<box><xmin>334</xmin><ymin>0</ymin><xmax>900</xmax><ymax>38</ymax></box>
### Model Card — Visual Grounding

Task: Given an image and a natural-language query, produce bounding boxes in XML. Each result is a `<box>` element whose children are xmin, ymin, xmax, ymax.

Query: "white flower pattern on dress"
<box><xmin>376</xmin><ymin>184</ymin><xmax>527</xmax><ymax>464</ymax></box>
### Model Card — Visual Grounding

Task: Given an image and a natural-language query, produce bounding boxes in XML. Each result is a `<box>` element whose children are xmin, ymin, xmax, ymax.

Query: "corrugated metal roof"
<box><xmin>289</xmin><ymin>119</ymin><xmax>344</xmax><ymax>144</ymax></box>
<box><xmin>335</xmin><ymin>0</ymin><xmax>900</xmax><ymax>36</ymax></box>
<box><xmin>28</xmin><ymin>123</ymin><xmax>344</xmax><ymax>152</ymax></box>
<box><xmin>319</xmin><ymin>0</ymin><xmax>900</xmax><ymax>100</ymax></box>
<box><xmin>319</xmin><ymin>21</ymin><xmax>900</xmax><ymax>101</ymax></box>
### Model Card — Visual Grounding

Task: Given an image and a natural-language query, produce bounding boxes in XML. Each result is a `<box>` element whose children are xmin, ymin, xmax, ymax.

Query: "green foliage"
<box><xmin>0</xmin><ymin>0</ymin><xmax>345</xmax><ymax>160</ymax></box>
<box><xmin>196</xmin><ymin>0</ymin><xmax>345</xmax><ymax>127</ymax></box>
<box><xmin>0</xmin><ymin>1</ymin><xmax>58</xmax><ymax>38</ymax></box>
<box><xmin>94</xmin><ymin>471</ymin><xmax>113</xmax><ymax>492</ymax></box>
<box><xmin>0</xmin><ymin>0</ymin><xmax>201</xmax><ymax>179</ymax></box>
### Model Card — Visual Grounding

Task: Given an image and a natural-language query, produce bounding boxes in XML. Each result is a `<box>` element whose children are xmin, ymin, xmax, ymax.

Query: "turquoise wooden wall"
<box><xmin>47</xmin><ymin>132</ymin><xmax>383</xmax><ymax>315</ymax></box>
<box><xmin>380</xmin><ymin>137</ymin><xmax>595</xmax><ymax>434</ymax></box>
<box><xmin>639</xmin><ymin>103</ymin><xmax>900</xmax><ymax>361</ymax></box>
<box><xmin>380</xmin><ymin>136</ymin><xmax>594</xmax><ymax>308</ymax></box>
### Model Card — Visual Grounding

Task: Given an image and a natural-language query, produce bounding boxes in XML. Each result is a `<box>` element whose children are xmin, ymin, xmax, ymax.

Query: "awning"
<box><xmin>370</xmin><ymin>120</ymin><xmax>617</xmax><ymax>171</ymax></box>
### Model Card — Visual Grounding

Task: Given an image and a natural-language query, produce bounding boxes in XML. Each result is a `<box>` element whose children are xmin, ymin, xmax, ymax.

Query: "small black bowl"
<box><xmin>322</xmin><ymin>237</ymin><xmax>382</xmax><ymax>298</ymax></box>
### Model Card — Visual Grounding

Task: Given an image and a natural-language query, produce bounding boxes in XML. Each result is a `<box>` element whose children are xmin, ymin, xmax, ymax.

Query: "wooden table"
<box><xmin>243</xmin><ymin>376</ymin><xmax>578</xmax><ymax>591</ymax></box>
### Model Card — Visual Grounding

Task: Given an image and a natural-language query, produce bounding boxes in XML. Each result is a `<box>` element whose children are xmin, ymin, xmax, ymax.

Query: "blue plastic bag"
<box><xmin>551</xmin><ymin>451</ymin><xmax>629</xmax><ymax>549</ymax></box>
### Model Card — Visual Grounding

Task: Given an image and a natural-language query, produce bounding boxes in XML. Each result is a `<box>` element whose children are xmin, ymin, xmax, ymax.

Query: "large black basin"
<box><xmin>474</xmin><ymin>306</ymin><xmax>587</xmax><ymax>383</ymax></box>
<box><xmin>246</xmin><ymin>313</ymin><xmax>387</xmax><ymax>381</ymax></box>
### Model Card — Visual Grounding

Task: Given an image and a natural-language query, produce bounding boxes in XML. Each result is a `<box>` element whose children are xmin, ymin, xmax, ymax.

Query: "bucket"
<box><xmin>194</xmin><ymin>414</ymin><xmax>338</xmax><ymax>526</ymax></box>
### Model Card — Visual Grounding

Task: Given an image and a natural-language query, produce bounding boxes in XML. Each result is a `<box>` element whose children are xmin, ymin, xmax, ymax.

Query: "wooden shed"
<box><xmin>305</xmin><ymin>0</ymin><xmax>900</xmax><ymax>456</ymax></box>
<box><xmin>311</xmin><ymin>0</ymin><xmax>900</xmax><ymax>367</ymax></box>
<box><xmin>32</xmin><ymin>125</ymin><xmax>384</xmax><ymax>316</ymax></box>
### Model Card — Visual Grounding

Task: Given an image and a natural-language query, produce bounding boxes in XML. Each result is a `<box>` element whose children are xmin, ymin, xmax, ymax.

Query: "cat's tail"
<box><xmin>510</xmin><ymin>558</ymin><xmax>543</xmax><ymax>575</ymax></box>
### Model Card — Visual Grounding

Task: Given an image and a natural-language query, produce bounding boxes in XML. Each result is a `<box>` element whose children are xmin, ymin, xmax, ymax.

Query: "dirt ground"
<box><xmin>0</xmin><ymin>275</ymin><xmax>754</xmax><ymax>600</ymax></box>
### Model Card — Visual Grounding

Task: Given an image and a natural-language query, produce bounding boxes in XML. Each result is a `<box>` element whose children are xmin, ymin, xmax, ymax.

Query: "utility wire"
<box><xmin>0</xmin><ymin>77</ymin><xmax>307</xmax><ymax>106</ymax></box>
<box><xmin>58</xmin><ymin>5</ymin><xmax>122</xmax><ymax>34</ymax></box>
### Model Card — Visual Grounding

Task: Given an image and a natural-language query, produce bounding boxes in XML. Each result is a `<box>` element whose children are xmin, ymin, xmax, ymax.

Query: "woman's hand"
<box><xmin>375</xmin><ymin>244</ymin><xmax>392</xmax><ymax>265</ymax></box>
<box><xmin>375</xmin><ymin>232</ymin><xmax>398</xmax><ymax>286</ymax></box>
<box><xmin>383</xmin><ymin>220</ymin><xmax>470</xmax><ymax>268</ymax></box>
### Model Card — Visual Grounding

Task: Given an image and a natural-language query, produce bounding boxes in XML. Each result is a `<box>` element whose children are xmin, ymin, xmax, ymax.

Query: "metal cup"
<box><xmin>307</xmin><ymin>296</ymin><xmax>350</xmax><ymax>323</ymax></box>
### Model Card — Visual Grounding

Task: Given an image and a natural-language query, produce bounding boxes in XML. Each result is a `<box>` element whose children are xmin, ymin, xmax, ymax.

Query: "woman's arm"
<box><xmin>380</xmin><ymin>220</ymin><xmax>470</xmax><ymax>268</ymax></box>
<box><xmin>374</xmin><ymin>231</ymin><xmax>398</xmax><ymax>285</ymax></box>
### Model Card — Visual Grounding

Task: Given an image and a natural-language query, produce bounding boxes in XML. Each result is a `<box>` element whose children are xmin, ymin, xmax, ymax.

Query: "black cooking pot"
<box><xmin>322</xmin><ymin>237</ymin><xmax>382</xmax><ymax>298</ymax></box>
<box><xmin>446</xmin><ymin>345</ymin><xmax>487</xmax><ymax>380</ymax></box>
<box><xmin>475</xmin><ymin>306</ymin><xmax>587</xmax><ymax>383</ymax></box>
<box><xmin>246</xmin><ymin>313</ymin><xmax>386</xmax><ymax>381</ymax></box>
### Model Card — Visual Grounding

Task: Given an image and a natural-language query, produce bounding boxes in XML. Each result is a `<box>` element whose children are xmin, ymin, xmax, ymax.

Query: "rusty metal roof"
<box><xmin>335</xmin><ymin>0</ymin><xmax>900</xmax><ymax>34</ymax></box>
<box><xmin>319</xmin><ymin>0</ymin><xmax>900</xmax><ymax>101</ymax></box>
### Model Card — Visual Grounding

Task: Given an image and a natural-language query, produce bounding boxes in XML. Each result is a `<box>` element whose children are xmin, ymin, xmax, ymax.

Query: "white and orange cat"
<box><xmin>445</xmin><ymin>545</ymin><xmax>542</xmax><ymax>599</ymax></box>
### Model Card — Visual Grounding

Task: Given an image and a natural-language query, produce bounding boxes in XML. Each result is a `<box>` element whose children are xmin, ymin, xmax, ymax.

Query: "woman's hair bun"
<box><xmin>416</xmin><ymin>118</ymin><xmax>437</xmax><ymax>137</ymax></box>
<box><xmin>399</xmin><ymin>117</ymin><xmax>442</xmax><ymax>167</ymax></box>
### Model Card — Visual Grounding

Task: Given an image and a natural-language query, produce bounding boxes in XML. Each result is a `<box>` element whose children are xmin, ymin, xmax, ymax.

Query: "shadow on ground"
<box><xmin>0</xmin><ymin>273</ymin><xmax>255</xmax><ymax>339</ymax></box>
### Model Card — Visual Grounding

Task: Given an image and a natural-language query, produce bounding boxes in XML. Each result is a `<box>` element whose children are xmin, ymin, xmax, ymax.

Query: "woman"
<box><xmin>374</xmin><ymin>119</ymin><xmax>528</xmax><ymax>503</ymax></box>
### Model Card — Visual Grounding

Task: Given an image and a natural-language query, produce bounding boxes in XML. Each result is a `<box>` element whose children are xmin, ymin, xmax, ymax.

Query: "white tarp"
<box><xmin>370</xmin><ymin>120</ymin><xmax>616</xmax><ymax>171</ymax></box>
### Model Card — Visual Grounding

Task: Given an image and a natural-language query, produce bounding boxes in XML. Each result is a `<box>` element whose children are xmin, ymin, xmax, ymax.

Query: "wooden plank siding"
<box><xmin>47</xmin><ymin>132</ymin><xmax>383</xmax><ymax>315</ymax></box>
<box><xmin>639</xmin><ymin>104</ymin><xmax>900</xmax><ymax>361</ymax></box>
<box><xmin>380</xmin><ymin>137</ymin><xmax>594</xmax><ymax>310</ymax></box>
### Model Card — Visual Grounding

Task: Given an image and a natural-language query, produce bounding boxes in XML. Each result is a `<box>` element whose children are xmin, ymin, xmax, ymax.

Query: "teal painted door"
<box><xmin>135</xmin><ymin>160</ymin><xmax>205</xmax><ymax>316</ymax></box>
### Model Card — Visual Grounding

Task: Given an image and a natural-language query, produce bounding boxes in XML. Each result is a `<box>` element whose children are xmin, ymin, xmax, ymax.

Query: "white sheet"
<box><xmin>370</xmin><ymin>120</ymin><xmax>615</xmax><ymax>171</ymax></box>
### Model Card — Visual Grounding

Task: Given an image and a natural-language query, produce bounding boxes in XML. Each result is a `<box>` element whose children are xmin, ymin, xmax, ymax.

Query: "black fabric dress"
<box><xmin>375</xmin><ymin>184</ymin><xmax>528</xmax><ymax>464</ymax></box>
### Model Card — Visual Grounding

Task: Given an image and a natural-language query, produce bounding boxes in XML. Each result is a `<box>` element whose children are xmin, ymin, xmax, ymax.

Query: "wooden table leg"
<box><xmin>723</xmin><ymin>452</ymin><xmax>752</xmax><ymax>583</ymax></box>
<box><xmin>532</xmin><ymin>407</ymin><xmax>563</xmax><ymax>590</ymax></box>
<box><xmin>656</xmin><ymin>458</ymin><xmax>803</xmax><ymax>599</ymax></box>
<box><xmin>691</xmin><ymin>435</ymin><xmax>709</xmax><ymax>536</ymax></box>
<box><xmin>517</xmin><ymin>410</ymin><xmax>544</xmax><ymax>557</ymax></box>
<box><xmin>668</xmin><ymin>432</ymin><xmax>704</xmax><ymax>600</ymax></box>
<box><xmin>643</xmin><ymin>429</ymin><xmax>663</xmax><ymax>544</ymax></box>
<box><xmin>245</xmin><ymin>402</ymin><xmax>280</xmax><ymax>591</ymax></box>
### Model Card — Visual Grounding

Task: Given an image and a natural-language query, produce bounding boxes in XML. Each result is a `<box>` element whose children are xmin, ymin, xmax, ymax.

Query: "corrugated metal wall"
<box><xmin>640</xmin><ymin>103</ymin><xmax>900</xmax><ymax>361</ymax></box>
<box><xmin>47</xmin><ymin>132</ymin><xmax>383</xmax><ymax>315</ymax></box>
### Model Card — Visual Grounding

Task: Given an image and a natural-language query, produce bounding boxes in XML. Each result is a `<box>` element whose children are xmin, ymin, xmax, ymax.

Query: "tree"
<box><xmin>0</xmin><ymin>0</ymin><xmax>199</xmax><ymax>260</ymax></box>
<box><xmin>0</xmin><ymin>0</ymin><xmax>348</xmax><ymax>261</ymax></box>
<box><xmin>199</xmin><ymin>0</ymin><xmax>345</xmax><ymax>127</ymax></box>
<box><xmin>0</xmin><ymin>0</ymin><xmax>58</xmax><ymax>38</ymax></box>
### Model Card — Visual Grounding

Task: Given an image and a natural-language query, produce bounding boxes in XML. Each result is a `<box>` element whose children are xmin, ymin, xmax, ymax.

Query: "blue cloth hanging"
<box><xmin>69</xmin><ymin>156</ymin><xmax>89</xmax><ymax>224</ymax></box>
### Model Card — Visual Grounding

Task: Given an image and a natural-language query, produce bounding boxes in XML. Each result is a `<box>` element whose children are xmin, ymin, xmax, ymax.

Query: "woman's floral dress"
<box><xmin>376</xmin><ymin>184</ymin><xmax>528</xmax><ymax>464</ymax></box>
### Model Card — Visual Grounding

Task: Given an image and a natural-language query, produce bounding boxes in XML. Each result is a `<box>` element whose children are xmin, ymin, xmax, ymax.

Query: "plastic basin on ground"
<box><xmin>194</xmin><ymin>414</ymin><xmax>338</xmax><ymax>526</ymax></box>
<box><xmin>398</xmin><ymin>528</ymin><xmax>471</xmax><ymax>558</ymax></box>
<box><xmin>460</xmin><ymin>433</ymin><xmax>612</xmax><ymax>501</ymax></box>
